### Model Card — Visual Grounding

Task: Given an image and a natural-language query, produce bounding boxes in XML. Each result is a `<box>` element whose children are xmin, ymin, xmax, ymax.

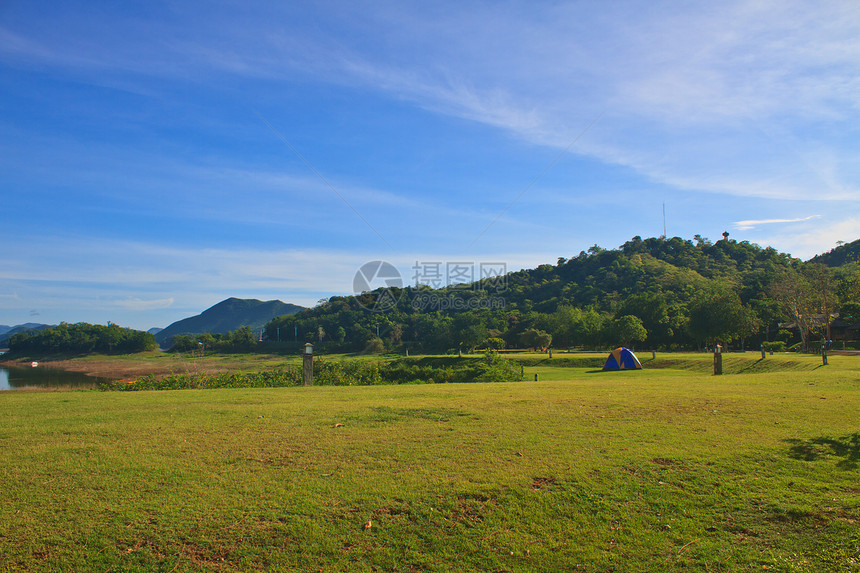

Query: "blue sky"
<box><xmin>1</xmin><ymin>0</ymin><xmax>859</xmax><ymax>330</ymax></box>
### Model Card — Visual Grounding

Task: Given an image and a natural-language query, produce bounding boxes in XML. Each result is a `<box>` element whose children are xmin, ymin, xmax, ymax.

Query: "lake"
<box><xmin>0</xmin><ymin>365</ymin><xmax>109</xmax><ymax>391</ymax></box>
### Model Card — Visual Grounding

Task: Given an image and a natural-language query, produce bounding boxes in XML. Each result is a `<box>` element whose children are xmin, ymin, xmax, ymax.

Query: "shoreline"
<box><xmin>0</xmin><ymin>352</ymin><xmax>295</xmax><ymax>380</ymax></box>
<box><xmin>0</xmin><ymin>358</ymin><xmax>175</xmax><ymax>379</ymax></box>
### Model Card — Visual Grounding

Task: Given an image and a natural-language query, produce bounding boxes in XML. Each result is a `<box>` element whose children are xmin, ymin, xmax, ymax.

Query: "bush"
<box><xmin>364</xmin><ymin>337</ymin><xmax>386</xmax><ymax>354</ymax></box>
<box><xmin>472</xmin><ymin>350</ymin><xmax>521</xmax><ymax>382</ymax></box>
<box><xmin>762</xmin><ymin>341</ymin><xmax>786</xmax><ymax>353</ymax></box>
<box><xmin>103</xmin><ymin>354</ymin><xmax>524</xmax><ymax>391</ymax></box>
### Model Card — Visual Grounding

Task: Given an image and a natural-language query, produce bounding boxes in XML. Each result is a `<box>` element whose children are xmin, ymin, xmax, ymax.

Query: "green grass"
<box><xmin>1</xmin><ymin>354</ymin><xmax>858</xmax><ymax>571</ymax></box>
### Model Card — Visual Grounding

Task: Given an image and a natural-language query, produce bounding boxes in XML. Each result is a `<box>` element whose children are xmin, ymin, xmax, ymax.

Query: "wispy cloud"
<box><xmin>734</xmin><ymin>215</ymin><xmax>821</xmax><ymax>231</ymax></box>
<box><xmin>4</xmin><ymin>2</ymin><xmax>857</xmax><ymax>205</ymax></box>
<box><xmin>0</xmin><ymin>233</ymin><xmax>561</xmax><ymax>328</ymax></box>
<box><xmin>319</xmin><ymin>2</ymin><xmax>860</xmax><ymax>201</ymax></box>
<box><xmin>2</xmin><ymin>0</ymin><xmax>859</xmax><ymax>327</ymax></box>
<box><xmin>753</xmin><ymin>214</ymin><xmax>860</xmax><ymax>260</ymax></box>
<box><xmin>112</xmin><ymin>297</ymin><xmax>175</xmax><ymax>311</ymax></box>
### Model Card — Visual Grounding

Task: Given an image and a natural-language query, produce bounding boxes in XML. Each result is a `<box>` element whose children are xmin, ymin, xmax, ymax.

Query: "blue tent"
<box><xmin>602</xmin><ymin>347</ymin><xmax>642</xmax><ymax>370</ymax></box>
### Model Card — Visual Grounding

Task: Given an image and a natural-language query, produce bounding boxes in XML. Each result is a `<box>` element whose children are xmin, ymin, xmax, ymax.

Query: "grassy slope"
<box><xmin>1</xmin><ymin>356</ymin><xmax>858</xmax><ymax>572</ymax></box>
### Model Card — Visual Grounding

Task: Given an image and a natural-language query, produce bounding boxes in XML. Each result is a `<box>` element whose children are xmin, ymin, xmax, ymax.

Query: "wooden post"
<box><xmin>303</xmin><ymin>343</ymin><xmax>314</xmax><ymax>386</ymax></box>
<box><xmin>714</xmin><ymin>344</ymin><xmax>723</xmax><ymax>375</ymax></box>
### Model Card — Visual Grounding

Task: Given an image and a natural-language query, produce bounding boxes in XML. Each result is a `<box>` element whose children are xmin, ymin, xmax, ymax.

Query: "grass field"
<box><xmin>1</xmin><ymin>353</ymin><xmax>858</xmax><ymax>571</ymax></box>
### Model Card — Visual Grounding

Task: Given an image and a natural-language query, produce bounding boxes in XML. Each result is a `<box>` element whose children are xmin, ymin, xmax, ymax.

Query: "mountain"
<box><xmin>155</xmin><ymin>298</ymin><xmax>304</xmax><ymax>346</ymax></box>
<box><xmin>147</xmin><ymin>327</ymin><xmax>163</xmax><ymax>335</ymax></box>
<box><xmin>0</xmin><ymin>323</ymin><xmax>54</xmax><ymax>347</ymax></box>
<box><xmin>0</xmin><ymin>325</ymin><xmax>11</xmax><ymax>335</ymax></box>
<box><xmin>809</xmin><ymin>238</ymin><xmax>860</xmax><ymax>267</ymax></box>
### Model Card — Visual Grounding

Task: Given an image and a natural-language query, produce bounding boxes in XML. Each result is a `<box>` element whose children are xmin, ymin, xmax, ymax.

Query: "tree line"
<box><xmin>8</xmin><ymin>322</ymin><xmax>157</xmax><ymax>355</ymax></box>
<box><xmin>168</xmin><ymin>326</ymin><xmax>258</xmax><ymax>353</ymax></box>
<box><xmin>263</xmin><ymin>235</ymin><xmax>860</xmax><ymax>354</ymax></box>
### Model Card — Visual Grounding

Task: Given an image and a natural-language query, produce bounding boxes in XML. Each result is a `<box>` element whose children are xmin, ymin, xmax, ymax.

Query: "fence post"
<box><xmin>303</xmin><ymin>343</ymin><xmax>314</xmax><ymax>386</ymax></box>
<box><xmin>714</xmin><ymin>344</ymin><xmax>723</xmax><ymax>375</ymax></box>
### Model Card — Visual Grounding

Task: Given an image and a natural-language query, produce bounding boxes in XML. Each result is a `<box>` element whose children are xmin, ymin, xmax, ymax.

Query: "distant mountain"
<box><xmin>0</xmin><ymin>325</ymin><xmax>11</xmax><ymax>335</ymax></box>
<box><xmin>155</xmin><ymin>298</ymin><xmax>304</xmax><ymax>346</ymax></box>
<box><xmin>809</xmin><ymin>238</ymin><xmax>860</xmax><ymax>267</ymax></box>
<box><xmin>147</xmin><ymin>327</ymin><xmax>163</xmax><ymax>335</ymax></box>
<box><xmin>0</xmin><ymin>323</ymin><xmax>54</xmax><ymax>346</ymax></box>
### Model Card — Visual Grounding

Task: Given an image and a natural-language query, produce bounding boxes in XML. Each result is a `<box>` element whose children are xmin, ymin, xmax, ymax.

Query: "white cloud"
<box><xmin>317</xmin><ymin>1</ymin><xmax>860</xmax><ymax>201</ymax></box>
<box><xmin>5</xmin><ymin>2</ymin><xmax>858</xmax><ymax>207</ymax></box>
<box><xmin>753</xmin><ymin>214</ymin><xmax>860</xmax><ymax>260</ymax></box>
<box><xmin>734</xmin><ymin>215</ymin><xmax>821</xmax><ymax>231</ymax></box>
<box><xmin>0</xmin><ymin>233</ymin><xmax>563</xmax><ymax>328</ymax></box>
<box><xmin>112</xmin><ymin>297</ymin><xmax>175</xmax><ymax>311</ymax></box>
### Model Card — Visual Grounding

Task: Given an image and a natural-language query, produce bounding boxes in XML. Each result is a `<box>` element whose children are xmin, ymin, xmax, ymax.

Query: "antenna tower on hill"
<box><xmin>662</xmin><ymin>203</ymin><xmax>667</xmax><ymax>238</ymax></box>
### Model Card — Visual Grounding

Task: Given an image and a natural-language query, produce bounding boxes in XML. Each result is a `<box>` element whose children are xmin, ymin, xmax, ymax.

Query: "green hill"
<box><xmin>0</xmin><ymin>323</ymin><xmax>53</xmax><ymax>347</ymax></box>
<box><xmin>808</xmin><ymin>238</ymin><xmax>860</xmax><ymax>267</ymax></box>
<box><xmin>265</xmin><ymin>235</ymin><xmax>860</xmax><ymax>353</ymax></box>
<box><xmin>155</xmin><ymin>298</ymin><xmax>304</xmax><ymax>347</ymax></box>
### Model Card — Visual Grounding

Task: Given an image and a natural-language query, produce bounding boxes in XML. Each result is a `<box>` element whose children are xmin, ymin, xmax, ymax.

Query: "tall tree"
<box><xmin>688</xmin><ymin>286</ymin><xmax>749</xmax><ymax>348</ymax></box>
<box><xmin>769</xmin><ymin>267</ymin><xmax>834</xmax><ymax>351</ymax></box>
<box><xmin>613</xmin><ymin>315</ymin><xmax>647</xmax><ymax>348</ymax></box>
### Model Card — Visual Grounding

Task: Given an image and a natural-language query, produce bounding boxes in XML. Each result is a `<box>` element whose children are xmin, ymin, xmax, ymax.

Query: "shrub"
<box><xmin>364</xmin><ymin>337</ymin><xmax>385</xmax><ymax>354</ymax></box>
<box><xmin>102</xmin><ymin>354</ymin><xmax>524</xmax><ymax>391</ymax></box>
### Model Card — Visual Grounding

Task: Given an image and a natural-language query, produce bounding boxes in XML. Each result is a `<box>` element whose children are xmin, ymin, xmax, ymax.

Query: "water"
<box><xmin>0</xmin><ymin>365</ymin><xmax>109</xmax><ymax>391</ymax></box>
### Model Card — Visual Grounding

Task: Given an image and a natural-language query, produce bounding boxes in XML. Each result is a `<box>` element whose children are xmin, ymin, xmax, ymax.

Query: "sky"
<box><xmin>1</xmin><ymin>0</ymin><xmax>859</xmax><ymax>330</ymax></box>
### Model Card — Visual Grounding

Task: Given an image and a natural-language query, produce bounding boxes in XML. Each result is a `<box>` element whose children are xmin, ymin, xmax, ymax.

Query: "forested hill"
<box><xmin>499</xmin><ymin>235</ymin><xmax>793</xmax><ymax>314</ymax></box>
<box><xmin>265</xmin><ymin>235</ymin><xmax>860</xmax><ymax>353</ymax></box>
<box><xmin>809</xmin><ymin>238</ymin><xmax>860</xmax><ymax>267</ymax></box>
<box><xmin>156</xmin><ymin>298</ymin><xmax>304</xmax><ymax>346</ymax></box>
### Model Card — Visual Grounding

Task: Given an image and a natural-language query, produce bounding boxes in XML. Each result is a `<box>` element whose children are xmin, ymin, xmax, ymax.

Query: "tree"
<box><xmin>769</xmin><ymin>266</ymin><xmax>835</xmax><ymax>351</ymax></box>
<box><xmin>613</xmin><ymin>315</ymin><xmax>647</xmax><ymax>348</ymax></box>
<box><xmin>389</xmin><ymin>323</ymin><xmax>403</xmax><ymax>346</ymax></box>
<box><xmin>618</xmin><ymin>292</ymin><xmax>672</xmax><ymax>346</ymax></box>
<box><xmin>688</xmin><ymin>286</ymin><xmax>748</xmax><ymax>348</ymax></box>
<box><xmin>364</xmin><ymin>336</ymin><xmax>385</xmax><ymax>354</ymax></box>
<box><xmin>546</xmin><ymin>305</ymin><xmax>582</xmax><ymax>348</ymax></box>
<box><xmin>335</xmin><ymin>326</ymin><xmax>347</xmax><ymax>344</ymax></box>
<box><xmin>838</xmin><ymin>301</ymin><xmax>860</xmax><ymax>323</ymax></box>
<box><xmin>520</xmin><ymin>328</ymin><xmax>552</xmax><ymax>350</ymax></box>
<box><xmin>576</xmin><ymin>309</ymin><xmax>607</xmax><ymax>349</ymax></box>
<box><xmin>454</xmin><ymin>313</ymin><xmax>488</xmax><ymax>352</ymax></box>
<box><xmin>197</xmin><ymin>332</ymin><xmax>216</xmax><ymax>351</ymax></box>
<box><xmin>534</xmin><ymin>330</ymin><xmax>552</xmax><ymax>350</ymax></box>
<box><xmin>232</xmin><ymin>326</ymin><xmax>257</xmax><ymax>352</ymax></box>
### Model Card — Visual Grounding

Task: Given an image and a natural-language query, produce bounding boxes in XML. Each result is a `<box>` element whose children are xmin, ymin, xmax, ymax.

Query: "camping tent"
<box><xmin>602</xmin><ymin>347</ymin><xmax>642</xmax><ymax>370</ymax></box>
